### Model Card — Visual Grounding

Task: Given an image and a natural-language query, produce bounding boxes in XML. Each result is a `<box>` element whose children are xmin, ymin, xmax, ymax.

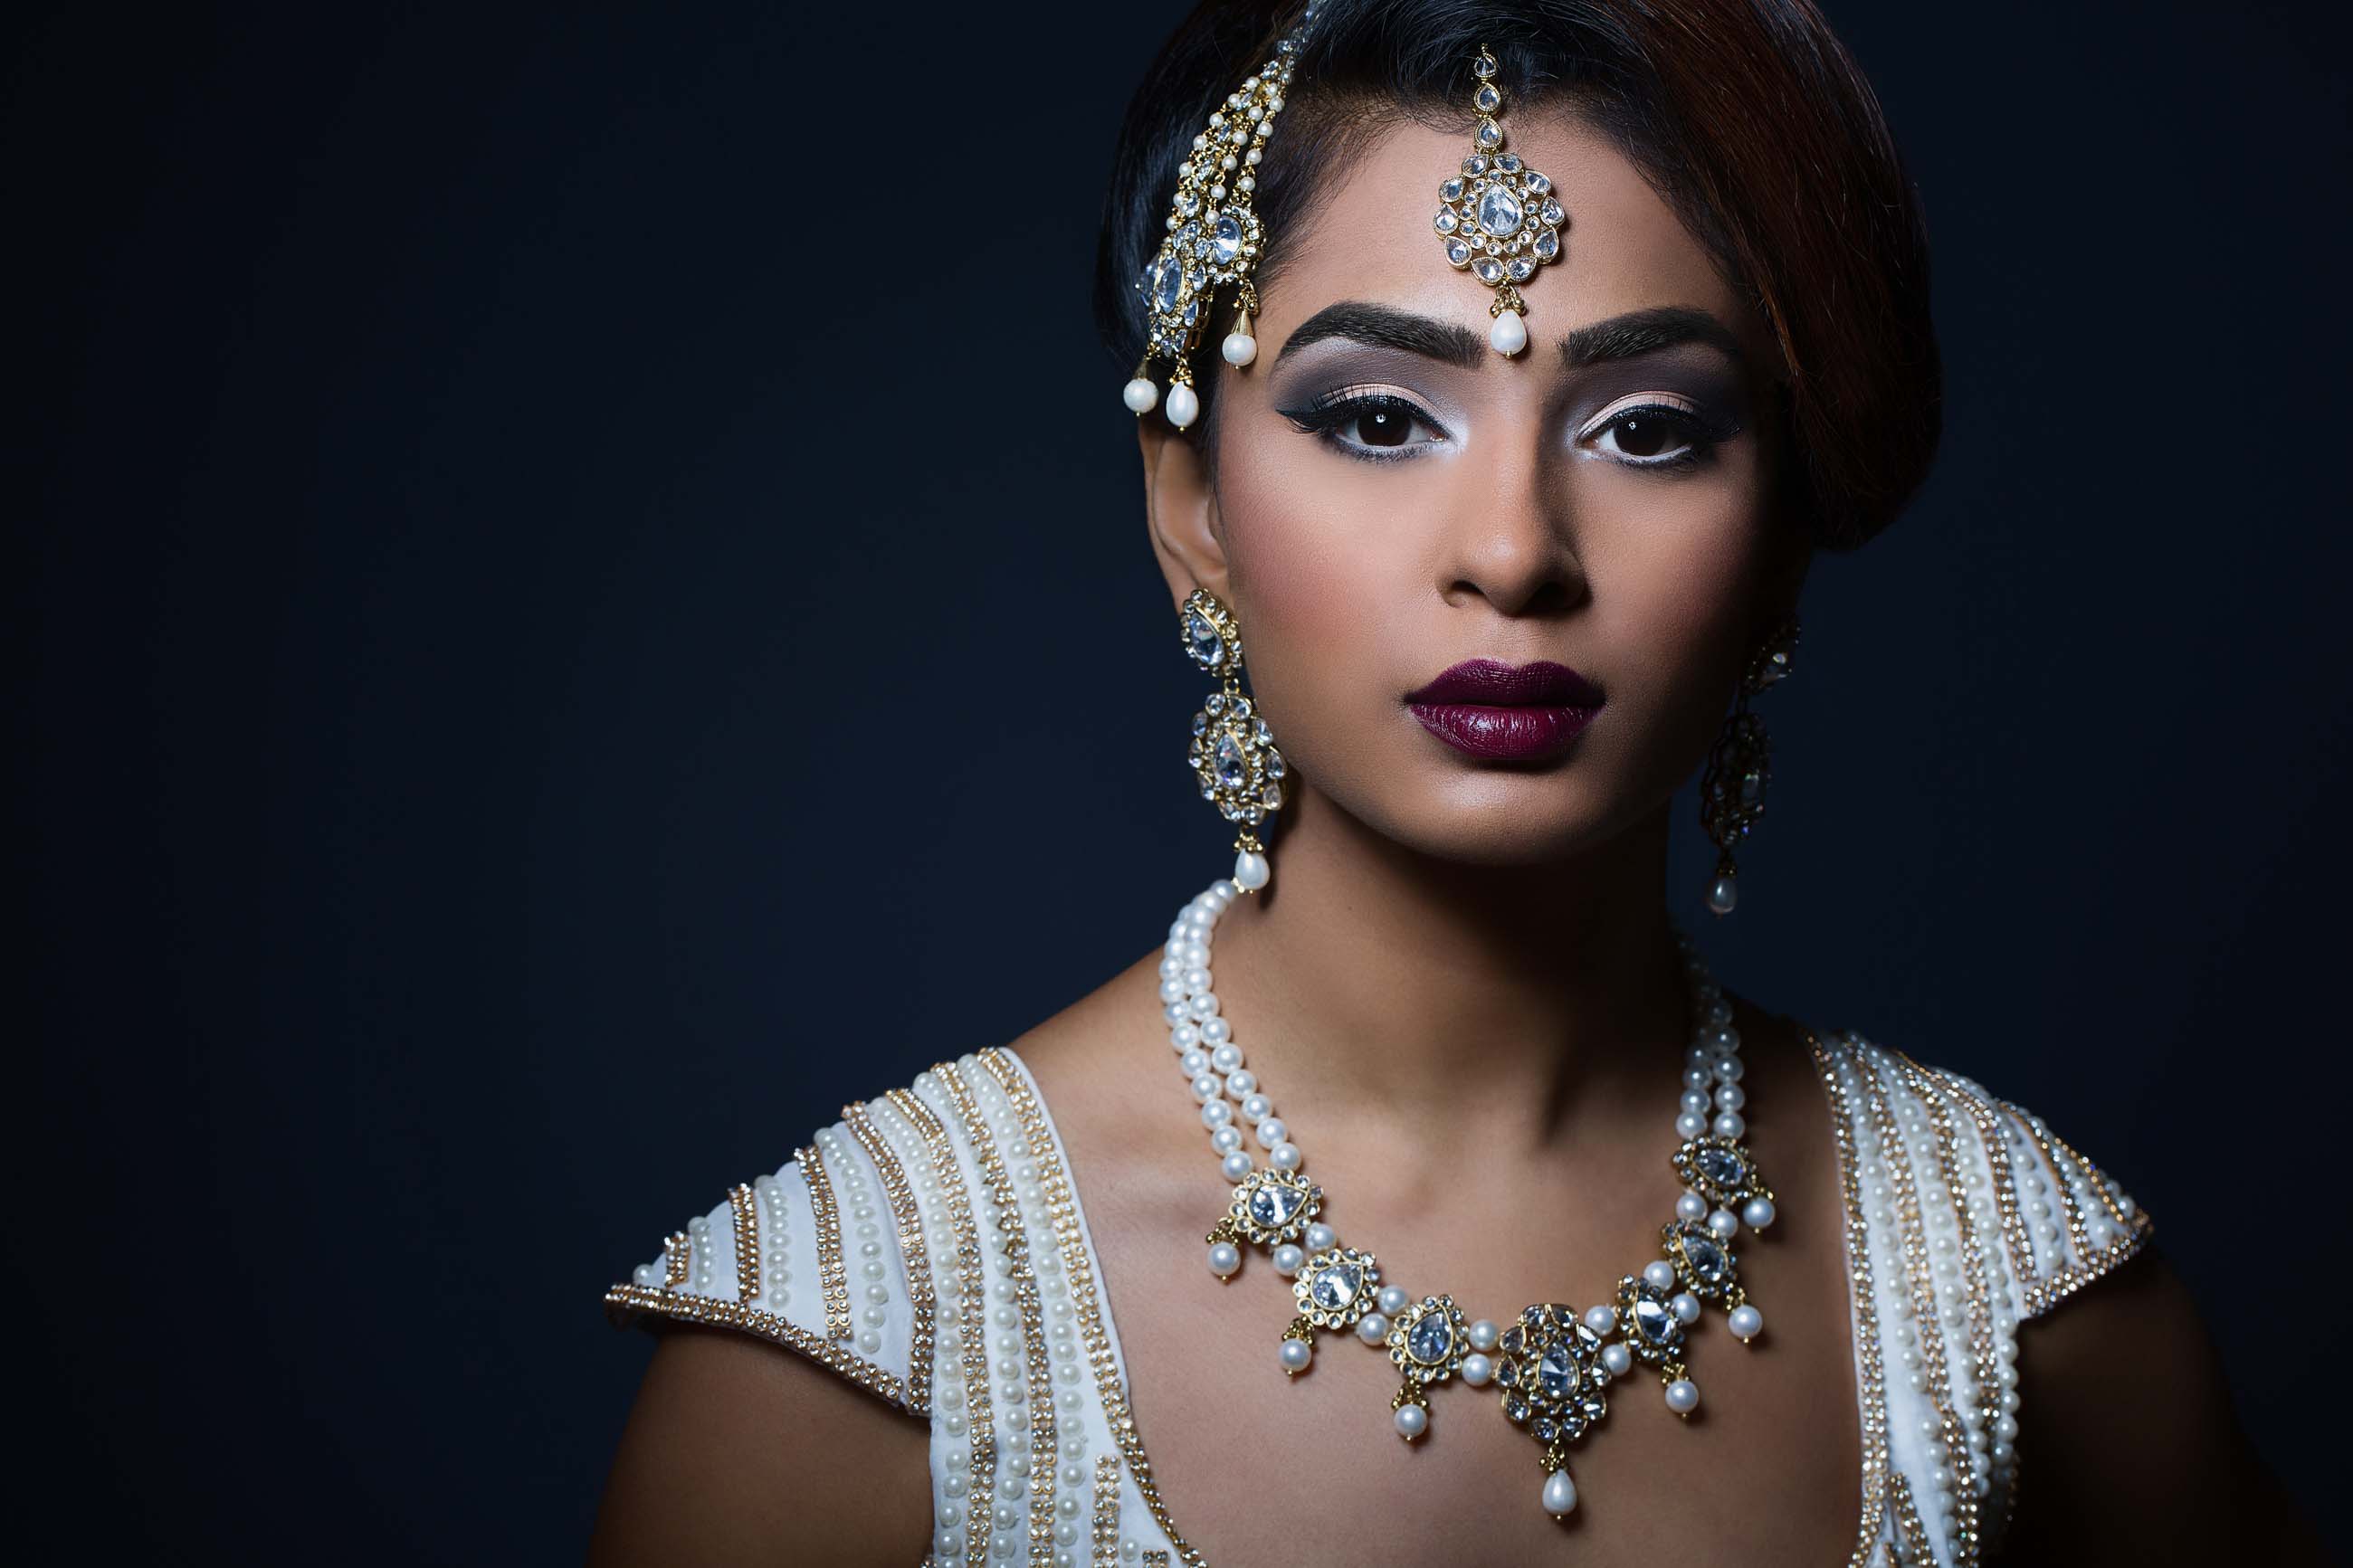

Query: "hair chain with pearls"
<box><xmin>1157</xmin><ymin>876</ymin><xmax>1777</xmax><ymax>1519</ymax></box>
<box><xmin>1120</xmin><ymin>5</ymin><xmax>1320</xmax><ymax>430</ymax></box>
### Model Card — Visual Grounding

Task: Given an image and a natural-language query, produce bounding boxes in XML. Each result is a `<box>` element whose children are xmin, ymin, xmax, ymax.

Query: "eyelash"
<box><xmin>1279</xmin><ymin>391</ymin><xmax>1729</xmax><ymax>473</ymax></box>
<box><xmin>1585</xmin><ymin>403</ymin><xmax>1722</xmax><ymax>474</ymax></box>
<box><xmin>1279</xmin><ymin>390</ymin><xmax>1447</xmax><ymax>464</ymax></box>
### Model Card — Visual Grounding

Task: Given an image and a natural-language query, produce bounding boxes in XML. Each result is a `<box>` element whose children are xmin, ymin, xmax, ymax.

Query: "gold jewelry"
<box><xmin>1699</xmin><ymin>613</ymin><xmax>1801</xmax><ymax>915</ymax></box>
<box><xmin>1179</xmin><ymin>588</ymin><xmax>1285</xmax><ymax>892</ymax></box>
<box><xmin>1119</xmin><ymin>5</ymin><xmax>1322</xmax><ymax>430</ymax></box>
<box><xmin>1434</xmin><ymin>46</ymin><xmax>1566</xmax><ymax>356</ymax></box>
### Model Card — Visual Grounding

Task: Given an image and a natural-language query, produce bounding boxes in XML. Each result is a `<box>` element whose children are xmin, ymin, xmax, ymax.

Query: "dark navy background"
<box><xmin>14</xmin><ymin>2</ymin><xmax>2347</xmax><ymax>1559</ymax></box>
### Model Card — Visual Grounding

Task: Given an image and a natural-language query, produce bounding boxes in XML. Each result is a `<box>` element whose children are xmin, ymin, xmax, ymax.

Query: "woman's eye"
<box><xmin>1349</xmin><ymin>404</ymin><xmax>1419</xmax><ymax>447</ymax></box>
<box><xmin>1589</xmin><ymin>404</ymin><xmax>1713</xmax><ymax>469</ymax></box>
<box><xmin>1280</xmin><ymin>393</ymin><xmax>1448</xmax><ymax>460</ymax></box>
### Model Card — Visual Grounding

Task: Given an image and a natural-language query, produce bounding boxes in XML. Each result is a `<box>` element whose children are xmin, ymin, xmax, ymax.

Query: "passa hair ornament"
<box><xmin>1121</xmin><ymin>5</ymin><xmax>1320</xmax><ymax>431</ymax></box>
<box><xmin>1435</xmin><ymin>47</ymin><xmax>1566</xmax><ymax>356</ymax></box>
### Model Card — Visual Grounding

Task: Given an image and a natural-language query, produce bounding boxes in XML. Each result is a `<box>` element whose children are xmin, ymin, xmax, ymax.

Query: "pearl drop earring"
<box><xmin>1179</xmin><ymin>588</ymin><xmax>1287</xmax><ymax>892</ymax></box>
<box><xmin>1699</xmin><ymin>613</ymin><xmax>1800</xmax><ymax>916</ymax></box>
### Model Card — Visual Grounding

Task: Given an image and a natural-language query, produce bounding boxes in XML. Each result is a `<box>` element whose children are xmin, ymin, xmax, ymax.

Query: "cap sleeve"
<box><xmin>603</xmin><ymin>1107</ymin><xmax>930</xmax><ymax>1418</ymax></box>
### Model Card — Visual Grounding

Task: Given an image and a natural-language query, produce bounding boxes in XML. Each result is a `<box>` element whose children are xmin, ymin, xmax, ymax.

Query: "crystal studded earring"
<box><xmin>1698</xmin><ymin>613</ymin><xmax>1801</xmax><ymax>916</ymax></box>
<box><xmin>1180</xmin><ymin>588</ymin><xmax>1287</xmax><ymax>893</ymax></box>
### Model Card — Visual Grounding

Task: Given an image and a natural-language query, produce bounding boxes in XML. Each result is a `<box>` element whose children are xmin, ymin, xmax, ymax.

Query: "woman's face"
<box><xmin>1146</xmin><ymin>111</ymin><xmax>1803</xmax><ymax>867</ymax></box>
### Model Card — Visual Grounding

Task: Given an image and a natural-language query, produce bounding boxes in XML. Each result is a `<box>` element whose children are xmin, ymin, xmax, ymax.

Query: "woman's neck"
<box><xmin>1203</xmin><ymin>783</ymin><xmax>1690</xmax><ymax>1158</ymax></box>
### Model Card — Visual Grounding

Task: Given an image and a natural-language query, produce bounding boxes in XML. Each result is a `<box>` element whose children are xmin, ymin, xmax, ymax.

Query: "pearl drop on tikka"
<box><xmin>1122</xmin><ymin>376</ymin><xmax>1159</xmax><ymax>414</ymax></box>
<box><xmin>1221</xmin><ymin>329</ymin><xmax>1257</xmax><ymax>366</ymax></box>
<box><xmin>1489</xmin><ymin>307</ymin><xmax>1529</xmax><ymax>356</ymax></box>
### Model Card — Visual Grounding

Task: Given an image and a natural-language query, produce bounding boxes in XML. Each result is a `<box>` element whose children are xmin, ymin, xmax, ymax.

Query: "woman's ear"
<box><xmin>1137</xmin><ymin>416</ymin><xmax>1230</xmax><ymax>612</ymax></box>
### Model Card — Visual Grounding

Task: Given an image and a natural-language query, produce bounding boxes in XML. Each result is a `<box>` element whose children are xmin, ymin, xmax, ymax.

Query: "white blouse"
<box><xmin>604</xmin><ymin>1025</ymin><xmax>2151</xmax><ymax>1567</ymax></box>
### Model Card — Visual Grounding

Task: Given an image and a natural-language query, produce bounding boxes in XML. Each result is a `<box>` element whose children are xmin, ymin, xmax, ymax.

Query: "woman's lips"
<box><xmin>1405</xmin><ymin>659</ymin><xmax>1604</xmax><ymax>761</ymax></box>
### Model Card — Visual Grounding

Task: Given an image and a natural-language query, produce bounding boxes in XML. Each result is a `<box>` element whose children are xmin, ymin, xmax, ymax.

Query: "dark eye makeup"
<box><xmin>1275</xmin><ymin>386</ymin><xmax>1450</xmax><ymax>461</ymax></box>
<box><xmin>1276</xmin><ymin>385</ymin><xmax>1741</xmax><ymax>473</ymax></box>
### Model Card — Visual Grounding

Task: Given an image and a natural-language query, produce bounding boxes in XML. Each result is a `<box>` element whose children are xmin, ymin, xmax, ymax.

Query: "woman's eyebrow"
<box><xmin>1274</xmin><ymin>299</ymin><xmax>1748</xmax><ymax>374</ymax></box>
<box><xmin>1561</xmin><ymin>306</ymin><xmax>1748</xmax><ymax>371</ymax></box>
<box><xmin>1276</xmin><ymin>301</ymin><xmax>1484</xmax><ymax>367</ymax></box>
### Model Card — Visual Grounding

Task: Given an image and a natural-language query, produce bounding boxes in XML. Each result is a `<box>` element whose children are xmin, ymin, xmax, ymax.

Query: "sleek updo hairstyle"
<box><xmin>1094</xmin><ymin>0</ymin><xmax>1942</xmax><ymax>552</ymax></box>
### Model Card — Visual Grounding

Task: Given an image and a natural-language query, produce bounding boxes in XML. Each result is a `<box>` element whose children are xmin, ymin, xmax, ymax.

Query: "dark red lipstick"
<box><xmin>1405</xmin><ymin>659</ymin><xmax>1605</xmax><ymax>761</ymax></box>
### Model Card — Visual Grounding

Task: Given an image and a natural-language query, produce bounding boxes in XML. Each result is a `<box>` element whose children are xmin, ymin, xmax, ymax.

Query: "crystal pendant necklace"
<box><xmin>1157</xmin><ymin>877</ymin><xmax>1779</xmax><ymax>1518</ymax></box>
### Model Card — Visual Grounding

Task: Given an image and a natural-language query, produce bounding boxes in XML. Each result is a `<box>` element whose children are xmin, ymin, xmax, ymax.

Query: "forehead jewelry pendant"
<box><xmin>1434</xmin><ymin>47</ymin><xmax>1566</xmax><ymax>356</ymax></box>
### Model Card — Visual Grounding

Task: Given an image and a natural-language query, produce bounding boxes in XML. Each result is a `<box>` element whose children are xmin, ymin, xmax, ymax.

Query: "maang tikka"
<box><xmin>1698</xmin><ymin>614</ymin><xmax>1801</xmax><ymax>915</ymax></box>
<box><xmin>1435</xmin><ymin>46</ymin><xmax>1566</xmax><ymax>356</ymax></box>
<box><xmin>1180</xmin><ymin>588</ymin><xmax>1286</xmax><ymax>893</ymax></box>
<box><xmin>1120</xmin><ymin>5</ymin><xmax>1321</xmax><ymax>431</ymax></box>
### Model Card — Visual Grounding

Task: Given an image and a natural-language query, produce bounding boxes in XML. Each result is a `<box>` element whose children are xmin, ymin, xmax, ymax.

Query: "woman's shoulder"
<box><xmin>600</xmin><ymin>1050</ymin><xmax>1034</xmax><ymax>1421</ymax></box>
<box><xmin>1798</xmin><ymin>1022</ymin><xmax>2153</xmax><ymax>1321</ymax></box>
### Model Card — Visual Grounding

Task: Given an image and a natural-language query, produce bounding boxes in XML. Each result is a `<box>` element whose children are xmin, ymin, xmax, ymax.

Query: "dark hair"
<box><xmin>1093</xmin><ymin>0</ymin><xmax>1941</xmax><ymax>552</ymax></box>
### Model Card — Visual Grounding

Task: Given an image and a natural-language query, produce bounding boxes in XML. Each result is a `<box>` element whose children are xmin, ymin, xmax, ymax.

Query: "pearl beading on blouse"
<box><xmin>606</xmin><ymin>1031</ymin><xmax>2150</xmax><ymax>1568</ymax></box>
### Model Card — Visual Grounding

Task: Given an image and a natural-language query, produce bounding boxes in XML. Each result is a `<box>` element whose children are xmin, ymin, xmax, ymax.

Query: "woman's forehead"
<box><xmin>1260</xmin><ymin>113</ymin><xmax>1764</xmax><ymax>365</ymax></box>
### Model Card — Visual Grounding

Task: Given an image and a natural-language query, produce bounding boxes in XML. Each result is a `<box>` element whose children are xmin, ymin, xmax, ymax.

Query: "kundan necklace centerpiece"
<box><xmin>1159</xmin><ymin>878</ymin><xmax>1777</xmax><ymax>1517</ymax></box>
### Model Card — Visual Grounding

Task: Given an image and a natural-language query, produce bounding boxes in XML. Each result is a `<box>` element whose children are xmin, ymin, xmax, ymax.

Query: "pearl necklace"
<box><xmin>1157</xmin><ymin>877</ymin><xmax>1780</xmax><ymax>1518</ymax></box>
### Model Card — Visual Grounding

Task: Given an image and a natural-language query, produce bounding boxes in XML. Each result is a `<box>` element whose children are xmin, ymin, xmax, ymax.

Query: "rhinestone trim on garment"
<box><xmin>844</xmin><ymin>1099</ymin><xmax>938</xmax><ymax>1418</ymax></box>
<box><xmin>798</xmin><ymin>1139</ymin><xmax>855</xmax><ymax>1342</ymax></box>
<box><xmin>600</xmin><ymin>1283</ymin><xmax>917</xmax><ymax>1411</ymax></box>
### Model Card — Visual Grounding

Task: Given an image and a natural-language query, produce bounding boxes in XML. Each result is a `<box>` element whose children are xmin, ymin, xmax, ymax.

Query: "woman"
<box><xmin>588</xmin><ymin>2</ymin><xmax>2301</xmax><ymax>1562</ymax></box>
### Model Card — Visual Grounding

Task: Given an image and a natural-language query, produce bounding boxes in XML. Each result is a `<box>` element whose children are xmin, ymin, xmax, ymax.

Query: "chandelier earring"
<box><xmin>1698</xmin><ymin>613</ymin><xmax>1801</xmax><ymax>916</ymax></box>
<box><xmin>1179</xmin><ymin>588</ymin><xmax>1288</xmax><ymax>893</ymax></box>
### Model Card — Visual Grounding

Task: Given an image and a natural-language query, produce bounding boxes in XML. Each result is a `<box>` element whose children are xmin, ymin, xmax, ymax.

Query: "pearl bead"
<box><xmin>1271</xmin><ymin>1243</ymin><xmax>1304</xmax><ymax>1275</ymax></box>
<box><xmin>1199</xmin><ymin>1101</ymin><xmax>1232</xmax><ymax>1129</ymax></box>
<box><xmin>1671</xmin><ymin>1292</ymin><xmax>1701</xmax><ymax>1325</ymax></box>
<box><xmin>1165</xmin><ymin>382</ymin><xmax>1200</xmax><ymax>429</ymax></box>
<box><xmin>1376</xmin><ymin>1285</ymin><xmax>1410</xmax><ymax>1316</ymax></box>
<box><xmin>1713</xmin><ymin>1110</ymin><xmax>1747</xmax><ymax>1140</ymax></box>
<box><xmin>1468</xmin><ymin>1319</ymin><xmax>1500</xmax><ymax>1352</ymax></box>
<box><xmin>1582</xmin><ymin>1305</ymin><xmax>1616</xmax><ymax>1336</ymax></box>
<box><xmin>1233</xmin><ymin>848</ymin><xmax>1269</xmax><ymax>889</ymax></box>
<box><xmin>1206</xmin><ymin>1241</ymin><xmax>1241</xmax><ymax>1278</ymax></box>
<box><xmin>1356</xmin><ymin>1312</ymin><xmax>1389</xmax><ymax>1344</ymax></box>
<box><xmin>1707</xmin><ymin>1208</ymin><xmax>1739</xmax><ymax>1239</ymax></box>
<box><xmin>1304</xmin><ymin>1222</ymin><xmax>1338</xmax><ymax>1251</ymax></box>
<box><xmin>1220</xmin><ymin>1151</ymin><xmax>1253</xmax><ymax>1180</ymax></box>
<box><xmin>1541</xmin><ymin>1468</ymin><xmax>1578</xmax><ymax>1516</ymax></box>
<box><xmin>1676</xmin><ymin>1190</ymin><xmax>1709</xmax><ymax>1222</ymax></box>
<box><xmin>1488</xmin><ymin>308</ymin><xmax>1528</xmax><ymax>355</ymax></box>
<box><xmin>1742</xmin><ymin>1196</ymin><xmax>1777</xmax><ymax>1230</ymax></box>
<box><xmin>1279</xmin><ymin>1337</ymin><xmax>1312</xmax><ymax>1373</ymax></box>
<box><xmin>1460</xmin><ymin>1353</ymin><xmax>1492</xmax><ymax>1386</ymax></box>
<box><xmin>1121</xmin><ymin>377</ymin><xmax>1158</xmax><ymax>414</ymax></box>
<box><xmin>1676</xmin><ymin>1111</ymin><xmax>1708</xmax><ymax>1138</ymax></box>
<box><xmin>1209</xmin><ymin>1125</ymin><xmax>1243</xmax><ymax>1152</ymax></box>
<box><xmin>1268</xmin><ymin>1141</ymin><xmax>1303</xmax><ymax>1171</ymax></box>
<box><xmin>1707</xmin><ymin>874</ymin><xmax>1738</xmax><ymax>914</ymax></box>
<box><xmin>1394</xmin><ymin>1403</ymin><xmax>1428</xmax><ymax>1440</ymax></box>
<box><xmin>1221</xmin><ymin>331</ymin><xmax>1257</xmax><ymax>366</ymax></box>
<box><xmin>1664</xmin><ymin>1378</ymin><xmax>1700</xmax><ymax>1414</ymax></box>
<box><xmin>1728</xmin><ymin>1305</ymin><xmax>1764</xmax><ymax>1341</ymax></box>
<box><xmin>1643</xmin><ymin>1260</ymin><xmax>1677</xmax><ymax>1291</ymax></box>
<box><xmin>1190</xmin><ymin>1073</ymin><xmax>1222</xmax><ymax>1102</ymax></box>
<box><xmin>1600</xmin><ymin>1342</ymin><xmax>1632</xmax><ymax>1378</ymax></box>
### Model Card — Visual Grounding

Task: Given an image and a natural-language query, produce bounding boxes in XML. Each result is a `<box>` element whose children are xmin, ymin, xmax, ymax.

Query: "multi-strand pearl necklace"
<box><xmin>1157</xmin><ymin>877</ymin><xmax>1780</xmax><ymax>1518</ymax></box>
